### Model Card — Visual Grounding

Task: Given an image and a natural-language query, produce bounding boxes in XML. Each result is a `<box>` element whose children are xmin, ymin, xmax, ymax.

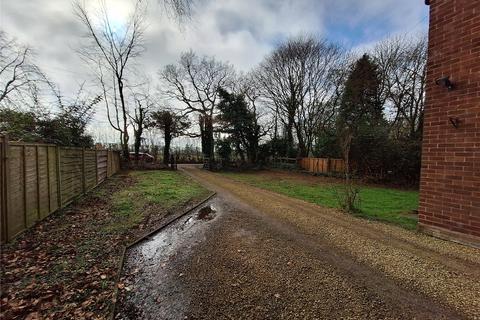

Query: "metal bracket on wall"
<box><xmin>449</xmin><ymin>117</ymin><xmax>460</xmax><ymax>129</ymax></box>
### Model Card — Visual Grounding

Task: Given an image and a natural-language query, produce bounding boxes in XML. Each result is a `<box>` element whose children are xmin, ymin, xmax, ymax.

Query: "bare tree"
<box><xmin>373</xmin><ymin>35</ymin><xmax>427</xmax><ymax>140</ymax></box>
<box><xmin>74</xmin><ymin>0</ymin><xmax>148</xmax><ymax>161</ymax></box>
<box><xmin>236</xmin><ymin>73</ymin><xmax>268</xmax><ymax>125</ymax></box>
<box><xmin>336</xmin><ymin>128</ymin><xmax>360</xmax><ymax>212</ymax></box>
<box><xmin>129</xmin><ymin>91</ymin><xmax>154</xmax><ymax>163</ymax></box>
<box><xmin>295</xmin><ymin>40</ymin><xmax>345</xmax><ymax>157</ymax></box>
<box><xmin>75</xmin><ymin>0</ymin><xmax>194</xmax><ymax>161</ymax></box>
<box><xmin>311</xmin><ymin>52</ymin><xmax>354</xmax><ymax>154</ymax></box>
<box><xmin>0</xmin><ymin>32</ymin><xmax>45</xmax><ymax>108</ymax></box>
<box><xmin>148</xmin><ymin>109</ymin><xmax>190</xmax><ymax>165</ymax></box>
<box><xmin>162</xmin><ymin>0</ymin><xmax>194</xmax><ymax>20</ymax></box>
<box><xmin>256</xmin><ymin>35</ymin><xmax>344</xmax><ymax>157</ymax></box>
<box><xmin>98</xmin><ymin>66</ymin><xmax>123</xmax><ymax>147</ymax></box>
<box><xmin>235</xmin><ymin>73</ymin><xmax>272</xmax><ymax>161</ymax></box>
<box><xmin>160</xmin><ymin>50</ymin><xmax>234</xmax><ymax>159</ymax></box>
<box><xmin>256</xmin><ymin>39</ymin><xmax>298</xmax><ymax>157</ymax></box>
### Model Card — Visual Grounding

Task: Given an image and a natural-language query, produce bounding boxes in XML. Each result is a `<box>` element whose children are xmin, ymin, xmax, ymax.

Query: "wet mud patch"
<box><xmin>114</xmin><ymin>197</ymin><xmax>222</xmax><ymax>320</ymax></box>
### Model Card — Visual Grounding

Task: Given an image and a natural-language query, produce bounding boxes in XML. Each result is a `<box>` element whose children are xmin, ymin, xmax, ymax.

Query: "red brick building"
<box><xmin>419</xmin><ymin>0</ymin><xmax>480</xmax><ymax>247</ymax></box>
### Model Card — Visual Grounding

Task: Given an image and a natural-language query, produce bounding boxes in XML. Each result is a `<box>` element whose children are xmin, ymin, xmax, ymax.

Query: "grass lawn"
<box><xmin>220</xmin><ymin>171</ymin><xmax>419</xmax><ymax>230</ymax></box>
<box><xmin>0</xmin><ymin>170</ymin><xmax>209</xmax><ymax>320</ymax></box>
<box><xmin>103</xmin><ymin>171</ymin><xmax>209</xmax><ymax>234</ymax></box>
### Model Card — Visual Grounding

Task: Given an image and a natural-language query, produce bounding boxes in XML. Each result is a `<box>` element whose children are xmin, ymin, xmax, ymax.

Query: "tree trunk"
<box><xmin>134</xmin><ymin>129</ymin><xmax>141</xmax><ymax>165</ymax></box>
<box><xmin>199</xmin><ymin>115</ymin><xmax>207</xmax><ymax>158</ymax></box>
<box><xmin>133</xmin><ymin>107</ymin><xmax>144</xmax><ymax>166</ymax></box>
<box><xmin>273</xmin><ymin>105</ymin><xmax>278</xmax><ymax>159</ymax></box>
<box><xmin>286</xmin><ymin>116</ymin><xmax>295</xmax><ymax>157</ymax></box>
<box><xmin>118</xmin><ymin>78</ymin><xmax>129</xmax><ymax>161</ymax></box>
<box><xmin>205</xmin><ymin>115</ymin><xmax>214</xmax><ymax>160</ymax></box>
<box><xmin>246</xmin><ymin>137</ymin><xmax>258</xmax><ymax>164</ymax></box>
<box><xmin>163</xmin><ymin>134</ymin><xmax>171</xmax><ymax>166</ymax></box>
<box><xmin>236</xmin><ymin>141</ymin><xmax>245</xmax><ymax>162</ymax></box>
<box><xmin>296</xmin><ymin>126</ymin><xmax>307</xmax><ymax>158</ymax></box>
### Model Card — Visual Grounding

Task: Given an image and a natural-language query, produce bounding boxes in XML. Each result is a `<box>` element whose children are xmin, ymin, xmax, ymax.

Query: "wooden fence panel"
<box><xmin>0</xmin><ymin>136</ymin><xmax>121</xmax><ymax>243</ymax></box>
<box><xmin>97</xmin><ymin>150</ymin><xmax>108</xmax><ymax>183</ymax></box>
<box><xmin>299</xmin><ymin>157</ymin><xmax>345</xmax><ymax>175</ymax></box>
<box><xmin>330</xmin><ymin>159</ymin><xmax>345</xmax><ymax>173</ymax></box>
<box><xmin>112</xmin><ymin>152</ymin><xmax>120</xmax><ymax>174</ymax></box>
<box><xmin>84</xmin><ymin>150</ymin><xmax>97</xmax><ymax>190</ymax></box>
<box><xmin>60</xmin><ymin>148</ymin><xmax>83</xmax><ymax>205</ymax></box>
<box><xmin>37</xmin><ymin>146</ymin><xmax>50</xmax><ymax>219</ymax></box>
<box><xmin>7</xmin><ymin>145</ymin><xmax>25</xmax><ymax>239</ymax></box>
<box><xmin>47</xmin><ymin>146</ymin><xmax>58</xmax><ymax>212</ymax></box>
<box><xmin>25</xmin><ymin>146</ymin><xmax>39</xmax><ymax>227</ymax></box>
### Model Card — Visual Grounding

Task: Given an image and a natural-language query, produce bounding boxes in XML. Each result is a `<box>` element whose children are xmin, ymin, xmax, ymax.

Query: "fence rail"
<box><xmin>298</xmin><ymin>157</ymin><xmax>345</xmax><ymax>174</ymax></box>
<box><xmin>0</xmin><ymin>135</ymin><xmax>121</xmax><ymax>243</ymax></box>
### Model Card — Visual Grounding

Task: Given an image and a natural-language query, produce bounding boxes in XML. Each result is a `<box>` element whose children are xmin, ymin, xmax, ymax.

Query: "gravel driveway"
<box><xmin>116</xmin><ymin>166</ymin><xmax>480</xmax><ymax>319</ymax></box>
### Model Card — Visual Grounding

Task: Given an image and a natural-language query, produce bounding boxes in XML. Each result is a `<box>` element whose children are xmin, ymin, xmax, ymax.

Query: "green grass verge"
<box><xmin>107</xmin><ymin>170</ymin><xmax>210</xmax><ymax>234</ymax></box>
<box><xmin>220</xmin><ymin>171</ymin><xmax>419</xmax><ymax>230</ymax></box>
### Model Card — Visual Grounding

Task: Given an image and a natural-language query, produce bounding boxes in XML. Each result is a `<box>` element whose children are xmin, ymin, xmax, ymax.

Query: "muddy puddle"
<box><xmin>115</xmin><ymin>197</ymin><xmax>222</xmax><ymax>320</ymax></box>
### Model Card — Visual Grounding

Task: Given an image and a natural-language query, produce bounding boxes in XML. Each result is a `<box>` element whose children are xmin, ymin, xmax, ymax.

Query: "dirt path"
<box><xmin>117</xmin><ymin>166</ymin><xmax>480</xmax><ymax>319</ymax></box>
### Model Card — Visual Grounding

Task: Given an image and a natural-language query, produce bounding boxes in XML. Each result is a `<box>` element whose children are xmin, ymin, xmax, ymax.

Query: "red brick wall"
<box><xmin>419</xmin><ymin>0</ymin><xmax>480</xmax><ymax>245</ymax></box>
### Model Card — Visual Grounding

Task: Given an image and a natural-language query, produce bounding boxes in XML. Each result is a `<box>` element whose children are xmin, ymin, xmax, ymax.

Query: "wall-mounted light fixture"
<box><xmin>449</xmin><ymin>117</ymin><xmax>460</xmax><ymax>129</ymax></box>
<box><xmin>436</xmin><ymin>76</ymin><xmax>454</xmax><ymax>91</ymax></box>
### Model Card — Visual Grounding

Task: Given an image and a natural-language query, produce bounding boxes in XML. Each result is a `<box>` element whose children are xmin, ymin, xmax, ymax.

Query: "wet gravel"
<box><xmin>116</xmin><ymin>166</ymin><xmax>480</xmax><ymax>319</ymax></box>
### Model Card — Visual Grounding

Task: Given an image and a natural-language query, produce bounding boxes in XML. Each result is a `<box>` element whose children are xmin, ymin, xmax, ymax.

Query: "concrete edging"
<box><xmin>109</xmin><ymin>191</ymin><xmax>217</xmax><ymax>320</ymax></box>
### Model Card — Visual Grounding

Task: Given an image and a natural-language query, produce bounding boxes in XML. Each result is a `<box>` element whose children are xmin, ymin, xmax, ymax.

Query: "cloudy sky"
<box><xmin>0</xmin><ymin>0</ymin><xmax>428</xmax><ymax>143</ymax></box>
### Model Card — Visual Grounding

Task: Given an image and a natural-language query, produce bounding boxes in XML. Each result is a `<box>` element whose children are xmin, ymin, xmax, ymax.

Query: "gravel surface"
<box><xmin>116</xmin><ymin>166</ymin><xmax>480</xmax><ymax>319</ymax></box>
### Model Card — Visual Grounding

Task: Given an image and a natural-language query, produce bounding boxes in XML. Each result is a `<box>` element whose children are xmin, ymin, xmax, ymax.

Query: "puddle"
<box><xmin>197</xmin><ymin>205</ymin><xmax>216</xmax><ymax>220</ymax></box>
<box><xmin>137</xmin><ymin>201</ymin><xmax>219</xmax><ymax>259</ymax></box>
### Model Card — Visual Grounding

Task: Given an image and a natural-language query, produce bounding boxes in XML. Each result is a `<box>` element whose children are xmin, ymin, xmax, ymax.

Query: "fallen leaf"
<box><xmin>25</xmin><ymin>312</ymin><xmax>40</xmax><ymax>320</ymax></box>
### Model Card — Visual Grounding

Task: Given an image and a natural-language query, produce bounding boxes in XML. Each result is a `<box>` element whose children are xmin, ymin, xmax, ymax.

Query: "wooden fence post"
<box><xmin>96</xmin><ymin>149</ymin><xmax>99</xmax><ymax>184</ymax></box>
<box><xmin>82</xmin><ymin>147</ymin><xmax>86</xmax><ymax>193</ymax></box>
<box><xmin>107</xmin><ymin>151</ymin><xmax>110</xmax><ymax>177</ymax></box>
<box><xmin>0</xmin><ymin>135</ymin><xmax>9</xmax><ymax>243</ymax></box>
<box><xmin>35</xmin><ymin>145</ymin><xmax>40</xmax><ymax>220</ymax></box>
<box><xmin>56</xmin><ymin>146</ymin><xmax>62</xmax><ymax>207</ymax></box>
<box><xmin>46</xmin><ymin>147</ymin><xmax>51</xmax><ymax>213</ymax></box>
<box><xmin>22</xmin><ymin>145</ymin><xmax>27</xmax><ymax>229</ymax></box>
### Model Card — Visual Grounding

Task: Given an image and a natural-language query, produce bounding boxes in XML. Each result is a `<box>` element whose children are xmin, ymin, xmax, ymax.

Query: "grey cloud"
<box><xmin>0</xmin><ymin>0</ymin><xmax>427</xmax><ymax>137</ymax></box>
<box><xmin>215</xmin><ymin>9</ymin><xmax>261</xmax><ymax>38</ymax></box>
